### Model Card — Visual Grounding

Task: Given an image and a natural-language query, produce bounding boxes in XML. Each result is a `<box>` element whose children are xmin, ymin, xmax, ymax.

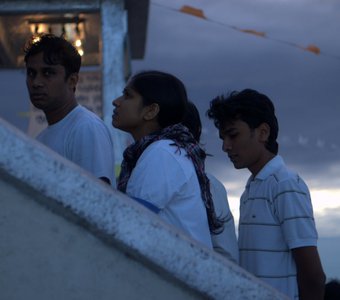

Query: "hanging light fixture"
<box><xmin>27</xmin><ymin>15</ymin><xmax>86</xmax><ymax>56</ymax></box>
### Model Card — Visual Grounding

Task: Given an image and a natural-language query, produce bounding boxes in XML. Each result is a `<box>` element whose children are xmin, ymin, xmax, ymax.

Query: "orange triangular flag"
<box><xmin>180</xmin><ymin>5</ymin><xmax>206</xmax><ymax>19</ymax></box>
<box><xmin>304</xmin><ymin>44</ymin><xmax>321</xmax><ymax>55</ymax></box>
<box><xmin>238</xmin><ymin>28</ymin><xmax>266</xmax><ymax>37</ymax></box>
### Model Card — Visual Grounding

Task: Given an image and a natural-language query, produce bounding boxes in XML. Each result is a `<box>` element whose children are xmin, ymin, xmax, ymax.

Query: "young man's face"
<box><xmin>26</xmin><ymin>52</ymin><xmax>76</xmax><ymax>112</ymax></box>
<box><xmin>219</xmin><ymin>119</ymin><xmax>269</xmax><ymax>175</ymax></box>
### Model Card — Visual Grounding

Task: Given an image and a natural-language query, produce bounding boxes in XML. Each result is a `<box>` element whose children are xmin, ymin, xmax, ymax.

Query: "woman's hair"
<box><xmin>182</xmin><ymin>100</ymin><xmax>202</xmax><ymax>142</ymax></box>
<box><xmin>129</xmin><ymin>70</ymin><xmax>188</xmax><ymax>128</ymax></box>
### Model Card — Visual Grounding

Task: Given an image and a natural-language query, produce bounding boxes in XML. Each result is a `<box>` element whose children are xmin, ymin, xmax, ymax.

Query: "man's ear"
<box><xmin>143</xmin><ymin>103</ymin><xmax>160</xmax><ymax>121</ymax></box>
<box><xmin>67</xmin><ymin>73</ymin><xmax>78</xmax><ymax>92</ymax></box>
<box><xmin>257</xmin><ymin>122</ymin><xmax>271</xmax><ymax>143</ymax></box>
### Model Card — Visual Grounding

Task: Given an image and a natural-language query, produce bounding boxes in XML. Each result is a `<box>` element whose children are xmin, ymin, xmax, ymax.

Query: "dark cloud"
<box><xmin>133</xmin><ymin>0</ymin><xmax>340</xmax><ymax>194</ymax></box>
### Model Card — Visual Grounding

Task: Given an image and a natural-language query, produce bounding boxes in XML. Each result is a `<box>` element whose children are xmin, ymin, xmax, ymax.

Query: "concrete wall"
<box><xmin>0</xmin><ymin>118</ymin><xmax>288</xmax><ymax>300</ymax></box>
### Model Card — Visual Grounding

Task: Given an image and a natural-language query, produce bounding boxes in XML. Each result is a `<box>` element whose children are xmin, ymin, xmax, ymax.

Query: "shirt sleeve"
<box><xmin>274</xmin><ymin>175</ymin><xmax>318</xmax><ymax>249</ymax></box>
<box><xmin>67</xmin><ymin>120</ymin><xmax>116</xmax><ymax>187</ymax></box>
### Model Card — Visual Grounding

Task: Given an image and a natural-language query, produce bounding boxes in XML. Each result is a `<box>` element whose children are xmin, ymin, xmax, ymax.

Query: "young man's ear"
<box><xmin>67</xmin><ymin>73</ymin><xmax>79</xmax><ymax>92</ymax></box>
<box><xmin>143</xmin><ymin>103</ymin><xmax>160</xmax><ymax>121</ymax></box>
<box><xmin>257</xmin><ymin>122</ymin><xmax>271</xmax><ymax>143</ymax></box>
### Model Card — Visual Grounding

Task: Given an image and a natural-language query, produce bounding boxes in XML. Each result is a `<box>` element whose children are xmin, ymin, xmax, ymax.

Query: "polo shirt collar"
<box><xmin>247</xmin><ymin>155</ymin><xmax>284</xmax><ymax>184</ymax></box>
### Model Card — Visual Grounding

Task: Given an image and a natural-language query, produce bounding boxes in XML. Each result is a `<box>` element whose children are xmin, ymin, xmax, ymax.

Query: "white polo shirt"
<box><xmin>126</xmin><ymin>139</ymin><xmax>213</xmax><ymax>249</ymax></box>
<box><xmin>238</xmin><ymin>155</ymin><xmax>318</xmax><ymax>299</ymax></box>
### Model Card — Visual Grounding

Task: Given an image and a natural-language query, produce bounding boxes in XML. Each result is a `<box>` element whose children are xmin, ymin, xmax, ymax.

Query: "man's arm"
<box><xmin>69</xmin><ymin>119</ymin><xmax>116</xmax><ymax>187</ymax></box>
<box><xmin>292</xmin><ymin>246</ymin><xmax>326</xmax><ymax>300</ymax></box>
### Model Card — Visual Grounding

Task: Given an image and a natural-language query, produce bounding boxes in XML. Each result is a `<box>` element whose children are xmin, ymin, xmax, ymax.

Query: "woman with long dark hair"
<box><xmin>112</xmin><ymin>70</ymin><xmax>222</xmax><ymax>247</ymax></box>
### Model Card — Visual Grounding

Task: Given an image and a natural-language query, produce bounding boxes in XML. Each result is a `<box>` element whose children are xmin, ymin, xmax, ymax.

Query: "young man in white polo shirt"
<box><xmin>207</xmin><ymin>89</ymin><xmax>325</xmax><ymax>299</ymax></box>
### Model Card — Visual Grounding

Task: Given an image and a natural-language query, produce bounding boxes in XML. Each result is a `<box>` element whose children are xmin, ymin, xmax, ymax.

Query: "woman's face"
<box><xmin>112</xmin><ymin>85</ymin><xmax>144</xmax><ymax>130</ymax></box>
<box><xmin>112</xmin><ymin>84</ymin><xmax>153</xmax><ymax>140</ymax></box>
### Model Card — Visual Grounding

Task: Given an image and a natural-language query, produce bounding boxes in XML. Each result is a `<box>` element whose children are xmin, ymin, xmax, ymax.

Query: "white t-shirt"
<box><xmin>126</xmin><ymin>139</ymin><xmax>212</xmax><ymax>249</ymax></box>
<box><xmin>37</xmin><ymin>105</ymin><xmax>116</xmax><ymax>187</ymax></box>
<box><xmin>208</xmin><ymin>173</ymin><xmax>239</xmax><ymax>263</ymax></box>
<box><xmin>238</xmin><ymin>155</ymin><xmax>318</xmax><ymax>299</ymax></box>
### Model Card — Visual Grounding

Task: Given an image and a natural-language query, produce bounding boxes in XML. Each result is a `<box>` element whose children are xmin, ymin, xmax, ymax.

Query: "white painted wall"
<box><xmin>0</xmin><ymin>179</ymin><xmax>203</xmax><ymax>300</ymax></box>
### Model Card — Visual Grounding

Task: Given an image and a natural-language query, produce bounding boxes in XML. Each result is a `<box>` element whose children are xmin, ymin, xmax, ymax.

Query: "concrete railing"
<box><xmin>0</xmin><ymin>117</ymin><xmax>288</xmax><ymax>300</ymax></box>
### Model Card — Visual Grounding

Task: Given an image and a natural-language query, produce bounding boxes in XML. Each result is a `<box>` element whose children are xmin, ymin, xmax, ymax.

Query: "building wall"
<box><xmin>0</xmin><ymin>177</ymin><xmax>203</xmax><ymax>300</ymax></box>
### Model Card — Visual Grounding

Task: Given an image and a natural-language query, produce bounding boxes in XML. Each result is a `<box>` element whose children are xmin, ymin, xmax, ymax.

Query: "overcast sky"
<box><xmin>133</xmin><ymin>0</ymin><xmax>340</xmax><ymax>178</ymax></box>
<box><xmin>132</xmin><ymin>0</ymin><xmax>340</xmax><ymax>206</ymax></box>
<box><xmin>0</xmin><ymin>0</ymin><xmax>339</xmax><ymax>279</ymax></box>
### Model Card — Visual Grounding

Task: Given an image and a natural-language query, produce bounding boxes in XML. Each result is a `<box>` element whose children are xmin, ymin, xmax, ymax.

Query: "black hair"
<box><xmin>129</xmin><ymin>70</ymin><xmax>188</xmax><ymax>128</ymax></box>
<box><xmin>325</xmin><ymin>279</ymin><xmax>340</xmax><ymax>300</ymax></box>
<box><xmin>207</xmin><ymin>89</ymin><xmax>279</xmax><ymax>155</ymax></box>
<box><xmin>182</xmin><ymin>100</ymin><xmax>202</xmax><ymax>142</ymax></box>
<box><xmin>24</xmin><ymin>33</ymin><xmax>81</xmax><ymax>79</ymax></box>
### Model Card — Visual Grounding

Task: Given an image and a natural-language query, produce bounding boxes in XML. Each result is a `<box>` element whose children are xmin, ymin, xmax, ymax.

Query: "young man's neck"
<box><xmin>249</xmin><ymin>151</ymin><xmax>276</xmax><ymax>177</ymax></box>
<box><xmin>45</xmin><ymin>101</ymin><xmax>78</xmax><ymax>125</ymax></box>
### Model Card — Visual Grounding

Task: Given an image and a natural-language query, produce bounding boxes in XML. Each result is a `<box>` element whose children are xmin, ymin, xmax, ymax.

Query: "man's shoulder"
<box><xmin>70</xmin><ymin>106</ymin><xmax>109</xmax><ymax>131</ymax></box>
<box><xmin>265</xmin><ymin>164</ymin><xmax>309</xmax><ymax>196</ymax></box>
<box><xmin>271</xmin><ymin>164</ymin><xmax>298</xmax><ymax>182</ymax></box>
<box><xmin>73</xmin><ymin>105</ymin><xmax>102</xmax><ymax>122</ymax></box>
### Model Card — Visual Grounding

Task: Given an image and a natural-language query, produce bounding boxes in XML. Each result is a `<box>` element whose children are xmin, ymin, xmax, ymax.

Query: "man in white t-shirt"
<box><xmin>207</xmin><ymin>89</ymin><xmax>325</xmax><ymax>299</ymax></box>
<box><xmin>24</xmin><ymin>34</ymin><xmax>115</xmax><ymax>186</ymax></box>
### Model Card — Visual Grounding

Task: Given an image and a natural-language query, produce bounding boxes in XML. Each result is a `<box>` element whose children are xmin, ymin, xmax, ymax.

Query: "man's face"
<box><xmin>26</xmin><ymin>52</ymin><xmax>75</xmax><ymax>112</ymax></box>
<box><xmin>219</xmin><ymin>119</ymin><xmax>268</xmax><ymax>175</ymax></box>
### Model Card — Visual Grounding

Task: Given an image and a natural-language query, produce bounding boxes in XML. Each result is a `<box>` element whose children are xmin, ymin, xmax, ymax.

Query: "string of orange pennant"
<box><xmin>152</xmin><ymin>2</ymin><xmax>340</xmax><ymax>60</ymax></box>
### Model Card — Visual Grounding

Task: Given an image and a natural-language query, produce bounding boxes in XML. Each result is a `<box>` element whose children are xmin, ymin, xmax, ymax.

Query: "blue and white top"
<box><xmin>126</xmin><ymin>139</ymin><xmax>213</xmax><ymax>249</ymax></box>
